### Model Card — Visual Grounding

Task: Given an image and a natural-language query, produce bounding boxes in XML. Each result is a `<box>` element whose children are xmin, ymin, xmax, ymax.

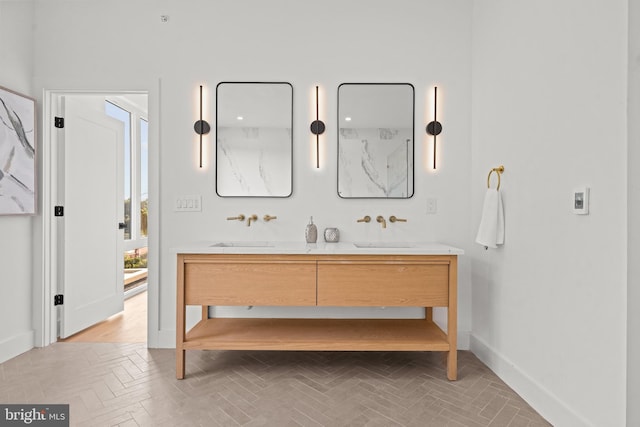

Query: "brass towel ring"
<box><xmin>487</xmin><ymin>165</ymin><xmax>505</xmax><ymax>190</ymax></box>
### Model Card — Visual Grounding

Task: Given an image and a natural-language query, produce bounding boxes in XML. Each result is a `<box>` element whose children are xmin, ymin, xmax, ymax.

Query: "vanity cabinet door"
<box><xmin>184</xmin><ymin>256</ymin><xmax>316</xmax><ymax>306</ymax></box>
<box><xmin>317</xmin><ymin>259</ymin><xmax>449</xmax><ymax>307</ymax></box>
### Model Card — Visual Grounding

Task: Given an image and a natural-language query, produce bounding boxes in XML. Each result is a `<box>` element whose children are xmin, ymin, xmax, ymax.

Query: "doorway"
<box><xmin>42</xmin><ymin>90</ymin><xmax>151</xmax><ymax>345</ymax></box>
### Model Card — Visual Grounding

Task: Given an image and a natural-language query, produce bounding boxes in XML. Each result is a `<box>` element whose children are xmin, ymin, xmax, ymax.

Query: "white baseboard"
<box><xmin>458</xmin><ymin>330</ymin><xmax>470</xmax><ymax>350</ymax></box>
<box><xmin>153</xmin><ymin>329</ymin><xmax>175</xmax><ymax>349</ymax></box>
<box><xmin>0</xmin><ymin>330</ymin><xmax>34</xmax><ymax>364</ymax></box>
<box><xmin>470</xmin><ymin>334</ymin><xmax>592</xmax><ymax>427</ymax></box>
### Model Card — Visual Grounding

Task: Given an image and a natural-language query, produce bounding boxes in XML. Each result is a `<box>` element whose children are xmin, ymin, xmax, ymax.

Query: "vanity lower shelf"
<box><xmin>183</xmin><ymin>318</ymin><xmax>450</xmax><ymax>351</ymax></box>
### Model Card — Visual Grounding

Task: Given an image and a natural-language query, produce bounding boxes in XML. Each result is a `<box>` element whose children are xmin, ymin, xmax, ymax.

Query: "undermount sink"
<box><xmin>209</xmin><ymin>242</ymin><xmax>274</xmax><ymax>248</ymax></box>
<box><xmin>353</xmin><ymin>242</ymin><xmax>415</xmax><ymax>248</ymax></box>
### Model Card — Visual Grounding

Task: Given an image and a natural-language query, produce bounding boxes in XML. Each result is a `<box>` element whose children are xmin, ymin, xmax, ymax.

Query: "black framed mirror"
<box><xmin>337</xmin><ymin>83</ymin><xmax>414</xmax><ymax>199</ymax></box>
<box><xmin>216</xmin><ymin>82</ymin><xmax>293</xmax><ymax>197</ymax></box>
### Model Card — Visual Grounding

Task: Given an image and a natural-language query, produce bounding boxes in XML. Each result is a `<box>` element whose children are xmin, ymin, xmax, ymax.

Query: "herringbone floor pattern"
<box><xmin>0</xmin><ymin>344</ymin><xmax>550</xmax><ymax>426</ymax></box>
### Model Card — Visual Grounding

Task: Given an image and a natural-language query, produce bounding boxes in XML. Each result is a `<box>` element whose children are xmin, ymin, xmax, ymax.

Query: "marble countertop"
<box><xmin>173</xmin><ymin>241</ymin><xmax>464</xmax><ymax>255</ymax></box>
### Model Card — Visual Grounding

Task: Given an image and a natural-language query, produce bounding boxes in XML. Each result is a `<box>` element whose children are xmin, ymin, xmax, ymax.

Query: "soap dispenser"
<box><xmin>305</xmin><ymin>216</ymin><xmax>318</xmax><ymax>243</ymax></box>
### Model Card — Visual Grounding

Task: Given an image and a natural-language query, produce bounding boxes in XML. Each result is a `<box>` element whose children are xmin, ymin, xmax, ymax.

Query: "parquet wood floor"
<box><xmin>24</xmin><ymin>290</ymin><xmax>552</xmax><ymax>425</ymax></box>
<box><xmin>0</xmin><ymin>343</ymin><xmax>550</xmax><ymax>426</ymax></box>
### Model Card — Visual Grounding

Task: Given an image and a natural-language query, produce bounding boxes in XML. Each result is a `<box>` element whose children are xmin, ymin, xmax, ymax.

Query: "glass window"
<box><xmin>105</xmin><ymin>97</ymin><xmax>148</xmax><ymax>293</ymax></box>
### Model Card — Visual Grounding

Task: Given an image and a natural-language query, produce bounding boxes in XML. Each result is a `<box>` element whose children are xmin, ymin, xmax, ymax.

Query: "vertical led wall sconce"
<box><xmin>310</xmin><ymin>85</ymin><xmax>325</xmax><ymax>168</ymax></box>
<box><xmin>193</xmin><ymin>85</ymin><xmax>210</xmax><ymax>168</ymax></box>
<box><xmin>426</xmin><ymin>86</ymin><xmax>443</xmax><ymax>169</ymax></box>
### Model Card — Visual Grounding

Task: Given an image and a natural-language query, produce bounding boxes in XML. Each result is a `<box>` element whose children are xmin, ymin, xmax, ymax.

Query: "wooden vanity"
<box><xmin>176</xmin><ymin>245</ymin><xmax>460</xmax><ymax>380</ymax></box>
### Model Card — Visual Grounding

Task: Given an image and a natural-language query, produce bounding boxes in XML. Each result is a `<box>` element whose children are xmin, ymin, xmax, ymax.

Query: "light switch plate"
<box><xmin>175</xmin><ymin>195</ymin><xmax>201</xmax><ymax>212</ymax></box>
<box><xmin>573</xmin><ymin>187</ymin><xmax>589</xmax><ymax>215</ymax></box>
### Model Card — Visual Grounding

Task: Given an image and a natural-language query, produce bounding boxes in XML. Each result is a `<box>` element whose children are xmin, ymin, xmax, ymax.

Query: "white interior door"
<box><xmin>59</xmin><ymin>96</ymin><xmax>125</xmax><ymax>338</ymax></box>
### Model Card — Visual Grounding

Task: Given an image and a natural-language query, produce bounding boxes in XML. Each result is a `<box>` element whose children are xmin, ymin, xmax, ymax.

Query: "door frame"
<box><xmin>37</xmin><ymin>87</ymin><xmax>159</xmax><ymax>347</ymax></box>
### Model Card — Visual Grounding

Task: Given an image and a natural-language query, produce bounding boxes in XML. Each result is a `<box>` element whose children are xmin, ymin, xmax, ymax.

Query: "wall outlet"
<box><xmin>175</xmin><ymin>195</ymin><xmax>201</xmax><ymax>212</ymax></box>
<box><xmin>426</xmin><ymin>198</ymin><xmax>437</xmax><ymax>214</ymax></box>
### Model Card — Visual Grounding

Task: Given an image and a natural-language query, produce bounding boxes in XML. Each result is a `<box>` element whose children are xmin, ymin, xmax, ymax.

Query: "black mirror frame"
<box><xmin>215</xmin><ymin>81</ymin><xmax>294</xmax><ymax>198</ymax></box>
<box><xmin>336</xmin><ymin>82</ymin><xmax>415</xmax><ymax>199</ymax></box>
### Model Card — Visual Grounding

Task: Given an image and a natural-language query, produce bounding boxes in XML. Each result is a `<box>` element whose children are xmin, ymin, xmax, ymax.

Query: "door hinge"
<box><xmin>54</xmin><ymin>117</ymin><xmax>64</xmax><ymax>128</ymax></box>
<box><xmin>54</xmin><ymin>294</ymin><xmax>64</xmax><ymax>306</ymax></box>
<box><xmin>54</xmin><ymin>206</ymin><xmax>64</xmax><ymax>217</ymax></box>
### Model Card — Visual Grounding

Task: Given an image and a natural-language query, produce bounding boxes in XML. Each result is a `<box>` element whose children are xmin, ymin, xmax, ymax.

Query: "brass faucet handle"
<box><xmin>357</xmin><ymin>215</ymin><xmax>371</xmax><ymax>223</ymax></box>
<box><xmin>389</xmin><ymin>215</ymin><xmax>407</xmax><ymax>223</ymax></box>
<box><xmin>226</xmin><ymin>214</ymin><xmax>246</xmax><ymax>221</ymax></box>
<box><xmin>246</xmin><ymin>214</ymin><xmax>258</xmax><ymax>226</ymax></box>
<box><xmin>263</xmin><ymin>214</ymin><xmax>277</xmax><ymax>222</ymax></box>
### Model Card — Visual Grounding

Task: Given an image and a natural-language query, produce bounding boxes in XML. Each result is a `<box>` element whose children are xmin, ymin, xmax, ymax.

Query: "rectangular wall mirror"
<box><xmin>337</xmin><ymin>83</ymin><xmax>414</xmax><ymax>198</ymax></box>
<box><xmin>216</xmin><ymin>82</ymin><xmax>293</xmax><ymax>197</ymax></box>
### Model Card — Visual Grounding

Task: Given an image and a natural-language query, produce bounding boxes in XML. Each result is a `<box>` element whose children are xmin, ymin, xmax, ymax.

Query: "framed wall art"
<box><xmin>0</xmin><ymin>85</ymin><xmax>36</xmax><ymax>215</ymax></box>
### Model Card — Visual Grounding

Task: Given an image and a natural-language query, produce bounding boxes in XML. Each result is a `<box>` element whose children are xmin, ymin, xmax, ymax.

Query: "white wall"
<box><xmin>0</xmin><ymin>0</ymin><xmax>36</xmax><ymax>363</ymax></box>
<box><xmin>30</xmin><ymin>0</ymin><xmax>474</xmax><ymax>346</ymax></box>
<box><xmin>627</xmin><ymin>0</ymin><xmax>640</xmax><ymax>425</ymax></box>
<box><xmin>471</xmin><ymin>1</ymin><xmax>627</xmax><ymax>426</ymax></box>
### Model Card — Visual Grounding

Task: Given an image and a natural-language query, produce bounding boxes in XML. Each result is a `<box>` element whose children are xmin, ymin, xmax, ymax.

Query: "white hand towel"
<box><xmin>475</xmin><ymin>188</ymin><xmax>505</xmax><ymax>248</ymax></box>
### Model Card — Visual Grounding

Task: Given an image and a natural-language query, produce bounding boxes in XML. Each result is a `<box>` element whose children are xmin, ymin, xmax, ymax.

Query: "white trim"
<box><xmin>33</xmin><ymin>90</ymin><xmax>53</xmax><ymax>347</ymax></box>
<box><xmin>0</xmin><ymin>330</ymin><xmax>35</xmax><ymax>364</ymax></box>
<box><xmin>36</xmin><ymin>90</ymin><xmax>60</xmax><ymax>347</ymax></box>
<box><xmin>145</xmin><ymin>79</ymin><xmax>161</xmax><ymax>348</ymax></box>
<box><xmin>470</xmin><ymin>334</ymin><xmax>593</xmax><ymax>427</ymax></box>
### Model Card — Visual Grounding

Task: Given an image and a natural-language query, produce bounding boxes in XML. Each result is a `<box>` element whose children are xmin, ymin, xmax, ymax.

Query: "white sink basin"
<box><xmin>353</xmin><ymin>242</ymin><xmax>415</xmax><ymax>248</ymax></box>
<box><xmin>209</xmin><ymin>242</ymin><xmax>274</xmax><ymax>248</ymax></box>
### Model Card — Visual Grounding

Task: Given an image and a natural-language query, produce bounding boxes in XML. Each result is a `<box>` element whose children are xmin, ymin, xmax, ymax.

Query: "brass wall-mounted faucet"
<box><xmin>376</xmin><ymin>215</ymin><xmax>386</xmax><ymax>229</ymax></box>
<box><xmin>263</xmin><ymin>214</ymin><xmax>277</xmax><ymax>222</ymax></box>
<box><xmin>246</xmin><ymin>214</ymin><xmax>258</xmax><ymax>226</ymax></box>
<box><xmin>389</xmin><ymin>216</ymin><xmax>407</xmax><ymax>223</ymax></box>
<box><xmin>357</xmin><ymin>215</ymin><xmax>371</xmax><ymax>223</ymax></box>
<box><xmin>226</xmin><ymin>214</ymin><xmax>245</xmax><ymax>221</ymax></box>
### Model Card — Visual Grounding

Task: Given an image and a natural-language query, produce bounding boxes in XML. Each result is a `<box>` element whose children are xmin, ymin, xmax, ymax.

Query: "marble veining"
<box><xmin>359</xmin><ymin>139</ymin><xmax>387</xmax><ymax>195</ymax></box>
<box><xmin>338</xmin><ymin>127</ymin><xmax>413</xmax><ymax>198</ymax></box>
<box><xmin>217</xmin><ymin>126</ymin><xmax>291</xmax><ymax>197</ymax></box>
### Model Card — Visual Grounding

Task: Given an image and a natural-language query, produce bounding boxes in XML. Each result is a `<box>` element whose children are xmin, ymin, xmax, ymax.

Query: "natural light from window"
<box><xmin>105</xmin><ymin>99</ymin><xmax>149</xmax><ymax>293</ymax></box>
